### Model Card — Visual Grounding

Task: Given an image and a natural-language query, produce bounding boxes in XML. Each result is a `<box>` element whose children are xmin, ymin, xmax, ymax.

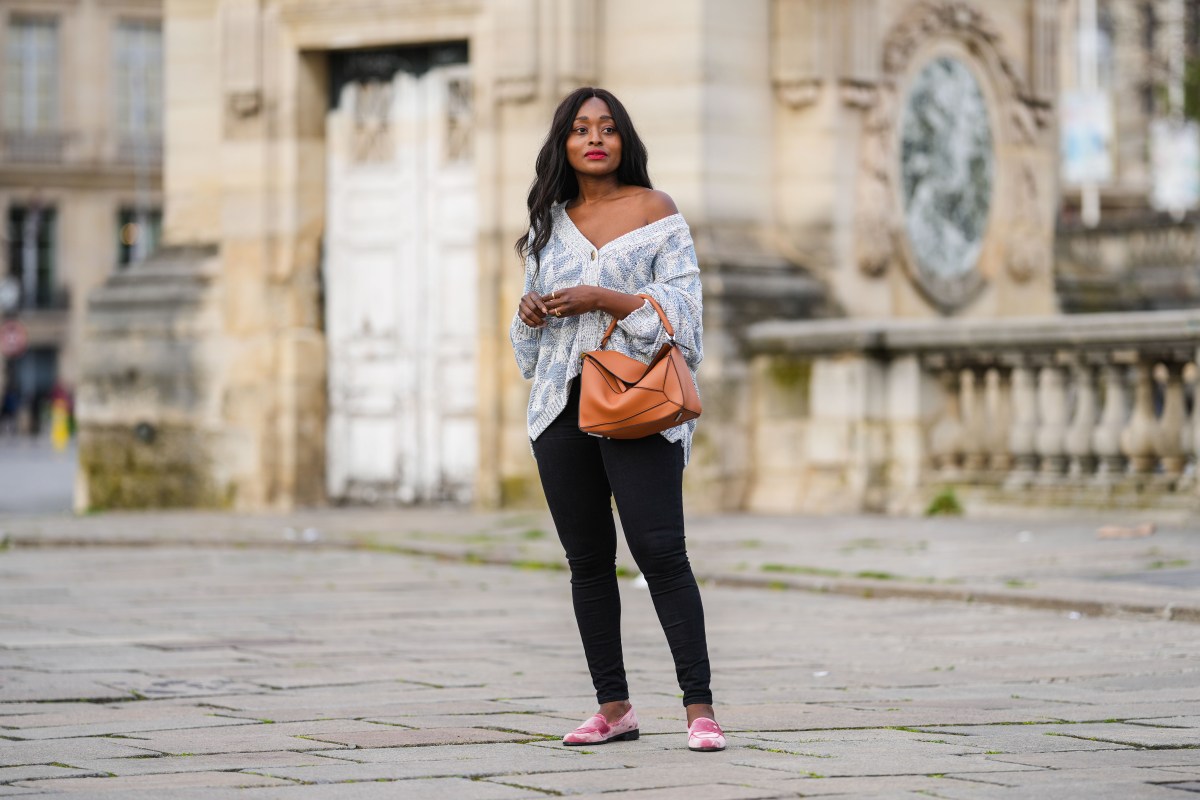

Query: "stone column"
<box><xmin>1154</xmin><ymin>360</ymin><xmax>1188</xmax><ymax>481</ymax></box>
<box><xmin>1194</xmin><ymin>347</ymin><xmax>1200</xmax><ymax>493</ymax></box>
<box><xmin>1006</xmin><ymin>360</ymin><xmax>1039</xmax><ymax>487</ymax></box>
<box><xmin>1064</xmin><ymin>360</ymin><xmax>1099</xmax><ymax>477</ymax></box>
<box><xmin>1035</xmin><ymin>362</ymin><xmax>1069</xmax><ymax>477</ymax></box>
<box><xmin>960</xmin><ymin>366</ymin><xmax>989</xmax><ymax>474</ymax></box>
<box><xmin>929</xmin><ymin>366</ymin><xmax>964</xmax><ymax>475</ymax></box>
<box><xmin>1092</xmin><ymin>361</ymin><xmax>1129</xmax><ymax>483</ymax></box>
<box><xmin>985</xmin><ymin>366</ymin><xmax>1013</xmax><ymax>474</ymax></box>
<box><xmin>1122</xmin><ymin>358</ymin><xmax>1159</xmax><ymax>477</ymax></box>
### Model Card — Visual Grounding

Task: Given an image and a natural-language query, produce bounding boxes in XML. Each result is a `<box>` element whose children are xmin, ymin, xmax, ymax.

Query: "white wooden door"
<box><xmin>324</xmin><ymin>63</ymin><xmax>477</xmax><ymax>504</ymax></box>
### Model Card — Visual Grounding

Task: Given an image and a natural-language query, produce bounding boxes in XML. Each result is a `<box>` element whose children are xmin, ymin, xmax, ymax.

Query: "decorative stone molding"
<box><xmin>774</xmin><ymin>78</ymin><xmax>823</xmax><ymax>110</ymax></box>
<box><xmin>1029</xmin><ymin>0</ymin><xmax>1059</xmax><ymax>103</ymax></box>
<box><xmin>838</xmin><ymin>79</ymin><xmax>877</xmax><ymax>108</ymax></box>
<box><xmin>771</xmin><ymin>0</ymin><xmax>830</xmax><ymax>109</ymax></box>
<box><xmin>853</xmin><ymin>1</ymin><xmax>1053</xmax><ymax>313</ymax></box>
<box><xmin>221</xmin><ymin>0</ymin><xmax>263</xmax><ymax>123</ymax></box>
<box><xmin>350</xmin><ymin>82</ymin><xmax>393</xmax><ymax>164</ymax></box>
<box><xmin>494</xmin><ymin>0</ymin><xmax>538</xmax><ymax>103</ymax></box>
<box><xmin>838</xmin><ymin>0</ymin><xmax>880</xmax><ymax>101</ymax></box>
<box><xmin>278</xmin><ymin>0</ymin><xmax>479</xmax><ymax>24</ymax></box>
<box><xmin>1005</xmin><ymin>165</ymin><xmax>1046</xmax><ymax>283</ymax></box>
<box><xmin>444</xmin><ymin>75</ymin><xmax>472</xmax><ymax>163</ymax></box>
<box><xmin>493</xmin><ymin>0</ymin><xmax>598</xmax><ymax>104</ymax></box>
<box><xmin>555</xmin><ymin>0</ymin><xmax>599</xmax><ymax>96</ymax></box>
<box><xmin>772</xmin><ymin>0</ymin><xmax>884</xmax><ymax>109</ymax></box>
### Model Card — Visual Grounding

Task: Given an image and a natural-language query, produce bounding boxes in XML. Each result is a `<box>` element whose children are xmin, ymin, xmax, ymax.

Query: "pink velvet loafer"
<box><xmin>562</xmin><ymin>707</ymin><xmax>640</xmax><ymax>746</ymax></box>
<box><xmin>687</xmin><ymin>717</ymin><xmax>726</xmax><ymax>751</ymax></box>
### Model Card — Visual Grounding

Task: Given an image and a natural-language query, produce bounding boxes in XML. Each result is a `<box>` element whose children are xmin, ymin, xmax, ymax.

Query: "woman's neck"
<box><xmin>573</xmin><ymin>173</ymin><xmax>623</xmax><ymax>207</ymax></box>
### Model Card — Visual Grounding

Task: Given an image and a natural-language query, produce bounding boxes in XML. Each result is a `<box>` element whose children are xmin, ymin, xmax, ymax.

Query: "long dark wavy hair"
<box><xmin>515</xmin><ymin>87</ymin><xmax>652</xmax><ymax>268</ymax></box>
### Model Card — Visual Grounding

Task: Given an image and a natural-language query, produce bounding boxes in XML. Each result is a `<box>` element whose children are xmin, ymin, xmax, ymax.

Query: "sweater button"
<box><xmin>591</xmin><ymin>250</ymin><xmax>597</xmax><ymax>260</ymax></box>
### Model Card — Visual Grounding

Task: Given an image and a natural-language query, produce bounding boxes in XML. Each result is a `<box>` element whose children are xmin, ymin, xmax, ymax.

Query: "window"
<box><xmin>116</xmin><ymin>208</ymin><xmax>161</xmax><ymax>267</ymax></box>
<box><xmin>6</xmin><ymin>206</ymin><xmax>58</xmax><ymax>309</ymax></box>
<box><xmin>4</xmin><ymin>17</ymin><xmax>59</xmax><ymax>133</ymax></box>
<box><xmin>114</xmin><ymin>20</ymin><xmax>162</xmax><ymax>137</ymax></box>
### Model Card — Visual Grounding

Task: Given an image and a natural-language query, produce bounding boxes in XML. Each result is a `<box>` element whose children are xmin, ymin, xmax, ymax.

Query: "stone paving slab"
<box><xmin>564</xmin><ymin>786</ymin><xmax>783</xmax><ymax>800</ymax></box>
<box><xmin>12</xmin><ymin>770</ymin><xmax>297</xmax><ymax>792</ymax></box>
<box><xmin>56</xmin><ymin>751</ymin><xmax>342</xmax><ymax>778</ymax></box>
<box><xmin>98</xmin><ymin>727</ymin><xmax>355</xmax><ymax>756</ymax></box>
<box><xmin>0</xmin><ymin>738</ymin><xmax>162</xmax><ymax>767</ymax></box>
<box><xmin>0</xmin><ymin>712</ymin><xmax>263</xmax><ymax>741</ymax></box>
<box><xmin>908</xmin><ymin>723</ymin><xmax>1136</xmax><ymax>753</ymax></box>
<box><xmin>483</xmin><ymin>763</ymin><xmax>780</xmax><ymax>795</ymax></box>
<box><xmin>988</xmin><ymin>748</ymin><xmax>1200</xmax><ymax>769</ymax></box>
<box><xmin>240</xmin><ymin>754</ymin><xmax>604</xmax><ymax>785</ymax></box>
<box><xmin>944</xmin><ymin>766</ymin><xmax>1200</xmax><ymax>788</ymax></box>
<box><xmin>0</xmin><ymin>765</ymin><xmax>106</xmax><ymax>784</ymax></box>
<box><xmin>21</xmin><ymin>777</ymin><xmax>544</xmax><ymax>800</ymax></box>
<box><xmin>1</xmin><ymin>543</ymin><xmax>1198</xmax><ymax>798</ymax></box>
<box><xmin>1131</xmin><ymin>716</ymin><xmax>1200</xmax><ymax>728</ymax></box>
<box><xmin>894</xmin><ymin>777</ymin><xmax>1191</xmax><ymax>800</ymax></box>
<box><xmin>302</xmin><ymin>727</ymin><xmax>539</xmax><ymax>748</ymax></box>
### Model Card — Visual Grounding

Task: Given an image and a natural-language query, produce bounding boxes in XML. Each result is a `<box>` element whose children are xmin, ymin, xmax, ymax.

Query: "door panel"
<box><xmin>324</xmin><ymin>56</ymin><xmax>476</xmax><ymax>504</ymax></box>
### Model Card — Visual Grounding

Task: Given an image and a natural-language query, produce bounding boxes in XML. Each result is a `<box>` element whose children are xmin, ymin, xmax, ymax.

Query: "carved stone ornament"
<box><xmin>775</xmin><ymin>78</ymin><xmax>824</xmax><ymax>109</ymax></box>
<box><xmin>1005</xmin><ymin>166</ymin><xmax>1046</xmax><ymax>283</ymax></box>
<box><xmin>853</xmin><ymin>1</ymin><xmax>1053</xmax><ymax>312</ymax></box>
<box><xmin>899</xmin><ymin>57</ymin><xmax>993</xmax><ymax>288</ymax></box>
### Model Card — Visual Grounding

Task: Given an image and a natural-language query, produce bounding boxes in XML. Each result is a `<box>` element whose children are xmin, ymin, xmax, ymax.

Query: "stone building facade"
<box><xmin>83</xmin><ymin>0</ymin><xmax>1186</xmax><ymax>515</ymax></box>
<box><xmin>1055</xmin><ymin>0</ymin><xmax>1200</xmax><ymax>313</ymax></box>
<box><xmin>1</xmin><ymin>0</ymin><xmax>162</xmax><ymax>434</ymax></box>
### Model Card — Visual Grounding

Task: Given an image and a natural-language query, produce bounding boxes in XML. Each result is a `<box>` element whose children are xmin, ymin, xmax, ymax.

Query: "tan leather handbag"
<box><xmin>578</xmin><ymin>294</ymin><xmax>702</xmax><ymax>439</ymax></box>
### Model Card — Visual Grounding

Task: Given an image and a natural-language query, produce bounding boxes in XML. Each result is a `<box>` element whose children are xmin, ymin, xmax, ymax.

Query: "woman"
<box><xmin>509</xmin><ymin>87</ymin><xmax>724</xmax><ymax>752</ymax></box>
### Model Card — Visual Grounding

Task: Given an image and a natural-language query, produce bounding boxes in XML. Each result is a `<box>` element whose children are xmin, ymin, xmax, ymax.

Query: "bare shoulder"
<box><xmin>636</xmin><ymin>189</ymin><xmax>679</xmax><ymax>223</ymax></box>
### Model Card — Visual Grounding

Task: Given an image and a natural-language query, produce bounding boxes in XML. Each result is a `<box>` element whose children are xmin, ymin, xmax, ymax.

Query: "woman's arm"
<box><xmin>509</xmin><ymin>252</ymin><xmax>543</xmax><ymax>380</ymax></box>
<box><xmin>612</xmin><ymin>226</ymin><xmax>703</xmax><ymax>368</ymax></box>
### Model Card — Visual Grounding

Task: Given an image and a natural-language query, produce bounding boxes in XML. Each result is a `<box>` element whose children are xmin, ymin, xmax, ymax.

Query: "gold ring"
<box><xmin>554</xmin><ymin>308</ymin><xmax>562</xmax><ymax>318</ymax></box>
<box><xmin>553</xmin><ymin>290</ymin><xmax>558</xmax><ymax>300</ymax></box>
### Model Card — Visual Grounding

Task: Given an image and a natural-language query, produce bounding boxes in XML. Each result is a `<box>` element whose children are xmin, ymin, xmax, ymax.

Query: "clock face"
<box><xmin>900</xmin><ymin>57</ymin><xmax>994</xmax><ymax>283</ymax></box>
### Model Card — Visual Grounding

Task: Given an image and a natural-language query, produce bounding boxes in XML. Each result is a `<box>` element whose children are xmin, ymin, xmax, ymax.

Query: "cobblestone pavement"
<box><xmin>1</xmin><ymin>531</ymin><xmax>1198</xmax><ymax>798</ymax></box>
<box><xmin>3</xmin><ymin>507</ymin><xmax>1198</xmax><ymax>620</ymax></box>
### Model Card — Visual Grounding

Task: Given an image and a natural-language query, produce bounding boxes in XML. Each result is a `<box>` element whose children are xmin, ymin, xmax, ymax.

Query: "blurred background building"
<box><xmin>0</xmin><ymin>0</ymin><xmax>162</xmax><ymax>438</ymax></box>
<box><xmin>4</xmin><ymin>0</ymin><xmax>1195</xmax><ymax>515</ymax></box>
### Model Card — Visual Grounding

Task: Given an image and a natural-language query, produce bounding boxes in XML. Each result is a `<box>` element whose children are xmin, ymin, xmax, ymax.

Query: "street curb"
<box><xmin>7</xmin><ymin>533</ymin><xmax>1197</xmax><ymax>624</ymax></box>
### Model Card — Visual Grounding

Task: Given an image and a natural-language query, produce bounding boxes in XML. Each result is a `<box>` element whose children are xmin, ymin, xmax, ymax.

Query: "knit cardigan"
<box><xmin>509</xmin><ymin>202</ymin><xmax>704</xmax><ymax>463</ymax></box>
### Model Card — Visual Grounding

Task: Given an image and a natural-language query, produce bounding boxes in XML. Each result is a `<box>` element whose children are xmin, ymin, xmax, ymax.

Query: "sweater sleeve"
<box><xmin>509</xmin><ymin>250</ymin><xmax>542</xmax><ymax>380</ymax></box>
<box><xmin>614</xmin><ymin>226</ymin><xmax>704</xmax><ymax>369</ymax></box>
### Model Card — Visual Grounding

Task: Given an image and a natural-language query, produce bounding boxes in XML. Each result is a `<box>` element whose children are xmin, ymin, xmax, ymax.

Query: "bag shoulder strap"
<box><xmin>598</xmin><ymin>294</ymin><xmax>675</xmax><ymax>349</ymax></box>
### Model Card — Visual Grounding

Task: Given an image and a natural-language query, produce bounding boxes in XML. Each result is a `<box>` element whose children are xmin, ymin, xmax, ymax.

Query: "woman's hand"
<box><xmin>541</xmin><ymin>286</ymin><xmax>600</xmax><ymax>319</ymax></box>
<box><xmin>518</xmin><ymin>291</ymin><xmax>550</xmax><ymax>328</ymax></box>
<box><xmin>542</xmin><ymin>286</ymin><xmax>644</xmax><ymax>320</ymax></box>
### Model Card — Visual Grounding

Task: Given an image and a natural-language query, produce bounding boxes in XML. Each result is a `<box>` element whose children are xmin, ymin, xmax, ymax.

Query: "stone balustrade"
<box><xmin>743</xmin><ymin>311</ymin><xmax>1200</xmax><ymax>515</ymax></box>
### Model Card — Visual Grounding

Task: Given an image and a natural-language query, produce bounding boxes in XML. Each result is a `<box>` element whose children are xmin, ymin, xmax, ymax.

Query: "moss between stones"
<box><xmin>499</xmin><ymin>474</ymin><xmax>545</xmax><ymax>508</ymax></box>
<box><xmin>80</xmin><ymin>425</ymin><xmax>233</xmax><ymax>510</ymax></box>
<box><xmin>767</xmin><ymin>358</ymin><xmax>812</xmax><ymax>392</ymax></box>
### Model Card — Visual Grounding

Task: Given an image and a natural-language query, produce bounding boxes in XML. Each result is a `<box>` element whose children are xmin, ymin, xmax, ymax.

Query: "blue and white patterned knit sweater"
<box><xmin>509</xmin><ymin>202</ymin><xmax>703</xmax><ymax>464</ymax></box>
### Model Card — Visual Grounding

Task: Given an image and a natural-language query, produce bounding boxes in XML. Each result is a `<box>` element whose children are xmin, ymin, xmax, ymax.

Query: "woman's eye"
<box><xmin>603</xmin><ymin>127</ymin><xmax>616</xmax><ymax>134</ymax></box>
<box><xmin>574</xmin><ymin>127</ymin><xmax>587</xmax><ymax>134</ymax></box>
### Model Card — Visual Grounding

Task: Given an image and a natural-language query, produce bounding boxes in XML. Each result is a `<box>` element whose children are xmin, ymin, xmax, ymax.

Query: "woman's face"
<box><xmin>565</xmin><ymin>96</ymin><xmax>622</xmax><ymax>177</ymax></box>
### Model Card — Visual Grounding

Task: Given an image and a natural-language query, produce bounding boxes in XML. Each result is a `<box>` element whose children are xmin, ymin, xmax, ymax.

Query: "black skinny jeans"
<box><xmin>532</xmin><ymin>379</ymin><xmax>713</xmax><ymax>707</ymax></box>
